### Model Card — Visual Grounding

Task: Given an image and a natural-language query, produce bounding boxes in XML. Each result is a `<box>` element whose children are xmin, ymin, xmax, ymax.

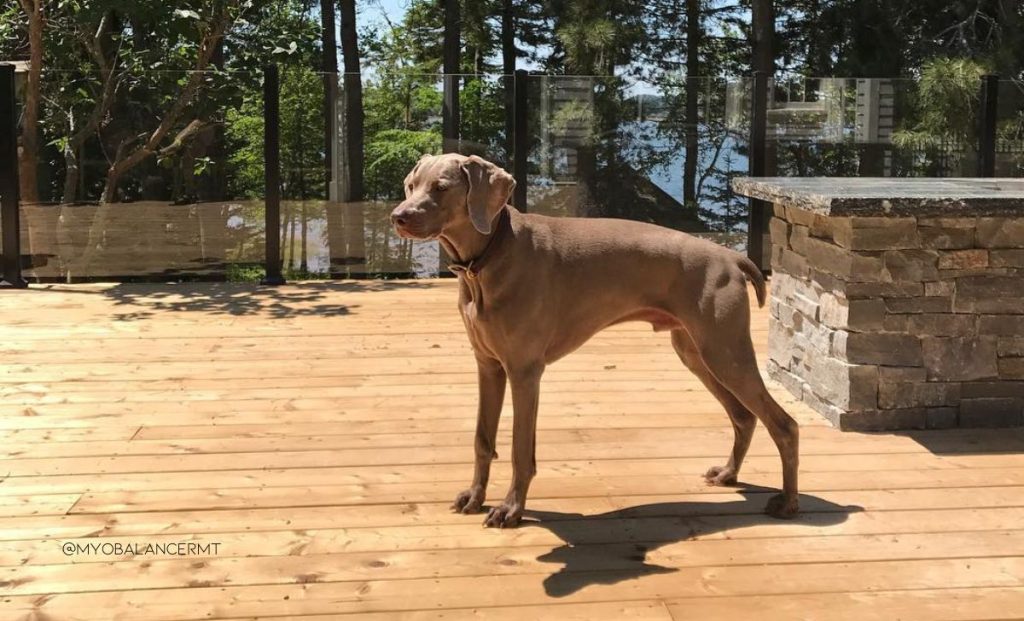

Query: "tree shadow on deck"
<box><xmin>520</xmin><ymin>486</ymin><xmax>861</xmax><ymax>597</ymax></box>
<box><xmin>52</xmin><ymin>280</ymin><xmax>439</xmax><ymax>321</ymax></box>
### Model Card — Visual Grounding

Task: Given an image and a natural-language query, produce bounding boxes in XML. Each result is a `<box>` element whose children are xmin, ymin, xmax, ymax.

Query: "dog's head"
<box><xmin>390</xmin><ymin>154</ymin><xmax>515</xmax><ymax>240</ymax></box>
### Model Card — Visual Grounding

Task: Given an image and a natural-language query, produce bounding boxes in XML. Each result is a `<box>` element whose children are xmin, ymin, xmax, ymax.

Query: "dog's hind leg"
<box><xmin>681</xmin><ymin>281</ymin><xmax>800</xmax><ymax>519</ymax></box>
<box><xmin>670</xmin><ymin>329</ymin><xmax>757</xmax><ymax>486</ymax></box>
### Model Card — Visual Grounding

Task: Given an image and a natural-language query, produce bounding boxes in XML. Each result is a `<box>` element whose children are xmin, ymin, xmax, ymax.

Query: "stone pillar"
<box><xmin>766</xmin><ymin>206</ymin><xmax>1024</xmax><ymax>430</ymax></box>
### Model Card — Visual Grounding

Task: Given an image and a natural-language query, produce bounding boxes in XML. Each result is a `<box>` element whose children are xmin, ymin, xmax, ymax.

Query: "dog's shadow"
<box><xmin>517</xmin><ymin>485</ymin><xmax>862</xmax><ymax>597</ymax></box>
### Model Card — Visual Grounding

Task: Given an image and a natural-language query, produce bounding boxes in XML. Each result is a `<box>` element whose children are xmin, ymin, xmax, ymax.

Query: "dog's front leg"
<box><xmin>452</xmin><ymin>355</ymin><xmax>506</xmax><ymax>514</ymax></box>
<box><xmin>484</xmin><ymin>362</ymin><xmax>544</xmax><ymax>528</ymax></box>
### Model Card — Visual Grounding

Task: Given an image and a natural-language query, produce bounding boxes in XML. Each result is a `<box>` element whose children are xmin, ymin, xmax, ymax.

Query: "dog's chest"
<box><xmin>457</xmin><ymin>282</ymin><xmax>504</xmax><ymax>354</ymax></box>
<box><xmin>458</xmin><ymin>295</ymin><xmax>492</xmax><ymax>335</ymax></box>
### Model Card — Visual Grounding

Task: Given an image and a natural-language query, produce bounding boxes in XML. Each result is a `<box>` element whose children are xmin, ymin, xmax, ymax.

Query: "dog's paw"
<box><xmin>765</xmin><ymin>493</ymin><xmax>799</xmax><ymax>519</ymax></box>
<box><xmin>703</xmin><ymin>465</ymin><xmax>738</xmax><ymax>486</ymax></box>
<box><xmin>483</xmin><ymin>501</ymin><xmax>523</xmax><ymax>528</ymax></box>
<box><xmin>451</xmin><ymin>487</ymin><xmax>485</xmax><ymax>514</ymax></box>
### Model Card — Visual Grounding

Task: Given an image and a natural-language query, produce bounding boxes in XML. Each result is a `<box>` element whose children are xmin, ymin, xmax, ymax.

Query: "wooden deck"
<box><xmin>1</xmin><ymin>279</ymin><xmax>1023</xmax><ymax>619</ymax></box>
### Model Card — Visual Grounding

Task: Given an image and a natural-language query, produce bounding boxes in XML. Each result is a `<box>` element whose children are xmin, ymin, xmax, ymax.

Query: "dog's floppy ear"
<box><xmin>461</xmin><ymin>155</ymin><xmax>515</xmax><ymax>234</ymax></box>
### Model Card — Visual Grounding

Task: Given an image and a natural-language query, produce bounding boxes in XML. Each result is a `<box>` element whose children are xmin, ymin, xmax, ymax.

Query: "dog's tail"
<box><xmin>738</xmin><ymin>256</ymin><xmax>767</xmax><ymax>307</ymax></box>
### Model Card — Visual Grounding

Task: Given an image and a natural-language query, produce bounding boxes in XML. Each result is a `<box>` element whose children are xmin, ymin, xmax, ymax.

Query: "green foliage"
<box><xmin>891</xmin><ymin>57</ymin><xmax>987</xmax><ymax>174</ymax></box>
<box><xmin>280</xmin><ymin>65</ymin><xmax>327</xmax><ymax>200</ymax></box>
<box><xmin>894</xmin><ymin>57</ymin><xmax>987</xmax><ymax>146</ymax></box>
<box><xmin>362</xmin><ymin>74</ymin><xmax>442</xmax><ymax>137</ymax></box>
<box><xmin>0</xmin><ymin>0</ymin><xmax>322</xmax><ymax>204</ymax></box>
<box><xmin>365</xmin><ymin>129</ymin><xmax>441</xmax><ymax>200</ymax></box>
<box><xmin>458</xmin><ymin>77</ymin><xmax>506</xmax><ymax>159</ymax></box>
<box><xmin>224</xmin><ymin>64</ymin><xmax>325</xmax><ymax>200</ymax></box>
<box><xmin>552</xmin><ymin>0</ymin><xmax>646</xmax><ymax>74</ymax></box>
<box><xmin>224</xmin><ymin>97</ymin><xmax>264</xmax><ymax>199</ymax></box>
<box><xmin>226</xmin><ymin>263</ymin><xmax>266</xmax><ymax>282</ymax></box>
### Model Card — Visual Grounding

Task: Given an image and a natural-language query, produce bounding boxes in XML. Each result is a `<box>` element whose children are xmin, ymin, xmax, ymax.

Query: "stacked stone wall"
<box><xmin>767</xmin><ymin>205</ymin><xmax>1024</xmax><ymax>430</ymax></box>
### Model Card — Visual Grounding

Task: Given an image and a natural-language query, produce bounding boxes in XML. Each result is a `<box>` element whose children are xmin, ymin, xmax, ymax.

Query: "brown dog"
<box><xmin>391</xmin><ymin>153</ymin><xmax>799</xmax><ymax>528</ymax></box>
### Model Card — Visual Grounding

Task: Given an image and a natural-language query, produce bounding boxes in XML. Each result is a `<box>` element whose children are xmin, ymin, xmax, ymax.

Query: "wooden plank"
<box><xmin>6</xmin><ymin>425</ymin><xmax>1006</xmax><ymax>459</ymax></box>
<box><xmin>0</xmin><ymin>361</ymin><xmax>762</xmax><ymax>387</ymax></box>
<box><xmin>64</xmin><ymin>469</ymin><xmax>1024</xmax><ymax>514</ymax></box>
<box><xmin>4</xmin><ymin>451</ymin><xmax>1013</xmax><ymax>497</ymax></box>
<box><xmin>128</xmin><ymin>413</ymin><xmax>822</xmax><ymax>441</ymax></box>
<box><xmin>0</xmin><ymin>494</ymin><xmax>79</xmax><ymax>518</ymax></box>
<box><xmin>0</xmin><ymin>426</ymin><xmax>139</xmax><ymax>442</ymax></box>
<box><xmin>301</xmin><ymin>601</ymin><xmax>675</xmax><ymax>621</ymax></box>
<box><xmin>0</xmin><ymin>370</ymin><xmax>719</xmax><ymax>392</ymax></box>
<box><xmin>6</xmin><ymin>508</ymin><xmax>1024</xmax><ymax>567</ymax></box>
<box><xmin>5</xmin><ymin>531</ymin><xmax>1024</xmax><ymax>596</ymax></box>
<box><xmin>248</xmin><ymin>590</ymin><xmax>1024</xmax><ymax>621</ymax></box>
<box><xmin>0</xmin><ymin>412</ymin><xmax>831</xmax><ymax>445</ymax></box>
<box><xmin>1</xmin><ymin>557</ymin><xmax>1021</xmax><ymax>619</ymax></box>
<box><xmin>0</xmin><ymin>384</ymin><xmax>798</xmax><ymax>407</ymax></box>
<box><xmin>0</xmin><ymin>402</ymin><xmax>820</xmax><ymax>430</ymax></box>
<box><xmin>4</xmin><ymin>431</ymin><xmax>1021</xmax><ymax>476</ymax></box>
<box><xmin>1</xmin><ymin>489</ymin><xmax>1021</xmax><ymax>542</ymax></box>
<box><xmin>663</xmin><ymin>587</ymin><xmax>1024</xmax><ymax>621</ymax></box>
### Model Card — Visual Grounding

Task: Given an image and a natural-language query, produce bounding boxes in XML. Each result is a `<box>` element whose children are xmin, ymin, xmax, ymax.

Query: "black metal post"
<box><xmin>747</xmin><ymin>70</ymin><xmax>769</xmax><ymax>273</ymax></box>
<box><xmin>0</xmin><ymin>64</ymin><xmax>26</xmax><ymax>289</ymax></box>
<box><xmin>442</xmin><ymin>74</ymin><xmax>460</xmax><ymax>153</ymax></box>
<box><xmin>978</xmin><ymin>74</ymin><xmax>998</xmax><ymax>178</ymax></box>
<box><xmin>512</xmin><ymin>69</ymin><xmax>528</xmax><ymax>211</ymax></box>
<box><xmin>262</xmin><ymin>64</ymin><xmax>285</xmax><ymax>285</ymax></box>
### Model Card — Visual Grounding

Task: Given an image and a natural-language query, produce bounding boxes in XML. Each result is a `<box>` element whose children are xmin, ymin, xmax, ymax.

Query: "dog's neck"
<box><xmin>439</xmin><ymin>227</ymin><xmax>490</xmax><ymax>266</ymax></box>
<box><xmin>439</xmin><ymin>208</ymin><xmax>511</xmax><ymax>274</ymax></box>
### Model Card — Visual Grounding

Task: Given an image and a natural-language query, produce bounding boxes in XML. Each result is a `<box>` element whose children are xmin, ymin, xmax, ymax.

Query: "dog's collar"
<box><xmin>447</xmin><ymin>207</ymin><xmax>511</xmax><ymax>280</ymax></box>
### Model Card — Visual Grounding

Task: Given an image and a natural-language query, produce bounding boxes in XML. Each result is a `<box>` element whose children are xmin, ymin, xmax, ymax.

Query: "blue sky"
<box><xmin>363</xmin><ymin>0</ymin><xmax>407</xmax><ymax>30</ymax></box>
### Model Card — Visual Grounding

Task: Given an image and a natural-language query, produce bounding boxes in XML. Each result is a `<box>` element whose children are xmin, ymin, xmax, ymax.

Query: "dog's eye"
<box><xmin>433</xmin><ymin>183</ymin><xmax>448</xmax><ymax>192</ymax></box>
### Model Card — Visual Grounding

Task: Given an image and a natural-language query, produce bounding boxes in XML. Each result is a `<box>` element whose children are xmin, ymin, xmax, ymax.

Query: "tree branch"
<box><xmin>157</xmin><ymin>119</ymin><xmax>209</xmax><ymax>157</ymax></box>
<box><xmin>143</xmin><ymin>4</ymin><xmax>234</xmax><ymax>154</ymax></box>
<box><xmin>70</xmin><ymin>11</ymin><xmax>120</xmax><ymax>147</ymax></box>
<box><xmin>101</xmin><ymin>1</ymin><xmax>242</xmax><ymax>202</ymax></box>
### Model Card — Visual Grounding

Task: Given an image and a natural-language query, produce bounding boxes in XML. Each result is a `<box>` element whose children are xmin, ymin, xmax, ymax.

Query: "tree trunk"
<box><xmin>203</xmin><ymin>35</ymin><xmax>228</xmax><ymax>201</ymax></box>
<box><xmin>502</xmin><ymin>0</ymin><xmax>515</xmax><ymax>164</ymax></box>
<box><xmin>339</xmin><ymin>0</ymin><xmax>364</xmax><ymax>201</ymax></box>
<box><xmin>442</xmin><ymin>0</ymin><xmax>460</xmax><ymax>152</ymax></box>
<box><xmin>683</xmin><ymin>0</ymin><xmax>700</xmax><ymax>206</ymax></box>
<box><xmin>320</xmin><ymin>0</ymin><xmax>338</xmax><ymax>199</ymax></box>
<box><xmin>63</xmin><ymin>146</ymin><xmax>81</xmax><ymax>205</ymax></box>
<box><xmin>17</xmin><ymin>0</ymin><xmax>43</xmax><ymax>203</ymax></box>
<box><xmin>334</xmin><ymin>0</ymin><xmax>365</xmax><ymax>275</ymax></box>
<box><xmin>63</xmin><ymin>10</ymin><xmax>120</xmax><ymax>204</ymax></box>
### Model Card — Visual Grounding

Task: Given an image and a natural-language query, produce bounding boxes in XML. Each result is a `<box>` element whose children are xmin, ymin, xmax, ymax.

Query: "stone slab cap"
<box><xmin>732</xmin><ymin>177</ymin><xmax>1024</xmax><ymax>217</ymax></box>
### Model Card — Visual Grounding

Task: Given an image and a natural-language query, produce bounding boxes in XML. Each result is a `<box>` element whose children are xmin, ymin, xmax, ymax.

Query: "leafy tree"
<box><xmin>365</xmin><ymin>129</ymin><xmax>441</xmax><ymax>198</ymax></box>
<box><xmin>2</xmin><ymin>0</ymin><xmax>324</xmax><ymax>205</ymax></box>
<box><xmin>99</xmin><ymin>2</ymin><xmax>242</xmax><ymax>203</ymax></box>
<box><xmin>892</xmin><ymin>57</ymin><xmax>987</xmax><ymax>175</ymax></box>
